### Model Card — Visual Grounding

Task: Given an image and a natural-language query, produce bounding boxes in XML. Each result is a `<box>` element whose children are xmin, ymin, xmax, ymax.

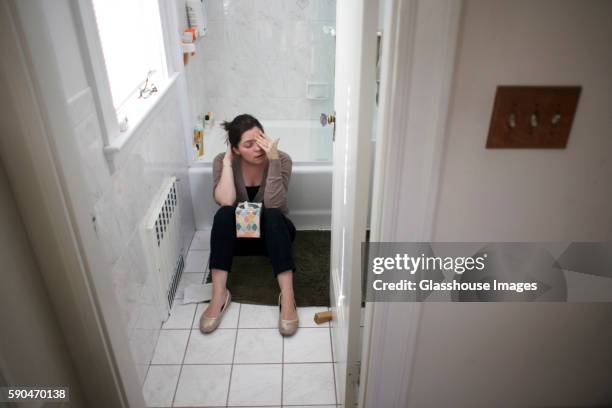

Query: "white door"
<box><xmin>330</xmin><ymin>0</ymin><xmax>378</xmax><ymax>406</ymax></box>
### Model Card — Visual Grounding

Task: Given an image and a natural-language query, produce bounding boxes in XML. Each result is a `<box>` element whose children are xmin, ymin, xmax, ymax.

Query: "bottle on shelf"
<box><xmin>193</xmin><ymin>115</ymin><xmax>204</xmax><ymax>160</ymax></box>
<box><xmin>204</xmin><ymin>111</ymin><xmax>214</xmax><ymax>128</ymax></box>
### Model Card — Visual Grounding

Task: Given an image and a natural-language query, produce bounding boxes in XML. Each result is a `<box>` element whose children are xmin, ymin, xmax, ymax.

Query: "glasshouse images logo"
<box><xmin>372</xmin><ymin>253</ymin><xmax>488</xmax><ymax>275</ymax></box>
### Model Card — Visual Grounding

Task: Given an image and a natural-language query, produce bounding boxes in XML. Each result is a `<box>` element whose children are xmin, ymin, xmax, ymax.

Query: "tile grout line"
<box><xmin>329</xmin><ymin>314</ymin><xmax>338</xmax><ymax>406</ymax></box>
<box><xmin>142</xmin><ymin>299</ymin><xmax>187</xmax><ymax>401</ymax></box>
<box><xmin>149</xmin><ymin>311</ymin><xmax>333</xmax><ymax>404</ymax></box>
<box><xmin>186</xmin><ymin>231</ymin><xmax>197</xmax><ymax>255</ymax></box>
<box><xmin>226</xmin><ymin>404</ymin><xmax>338</xmax><ymax>408</ymax></box>
<box><xmin>225</xmin><ymin>303</ymin><xmax>242</xmax><ymax>407</ymax></box>
<box><xmin>169</xmin><ymin>298</ymin><xmax>198</xmax><ymax>407</ymax></box>
<box><xmin>164</xmin><ymin>326</ymin><xmax>334</xmax><ymax>331</ymax></box>
<box><xmin>150</xmin><ymin>361</ymin><xmax>334</xmax><ymax>366</ymax></box>
<box><xmin>204</xmin><ymin>405</ymin><xmax>340</xmax><ymax>408</ymax></box>
<box><xmin>202</xmin><ymin>246</ymin><xmax>211</xmax><ymax>283</ymax></box>
<box><xmin>143</xmin><ymin>268</ymin><xmax>199</xmax><ymax>404</ymax></box>
<box><xmin>225</xmin><ymin>405</ymin><xmax>338</xmax><ymax>408</ymax></box>
<box><xmin>142</xmin><ymin>311</ymin><xmax>160</xmax><ymax>390</ymax></box>
<box><xmin>151</xmin><ymin>255</ymin><xmax>334</xmax><ymax>407</ymax></box>
<box><xmin>281</xmin><ymin>331</ymin><xmax>284</xmax><ymax>408</ymax></box>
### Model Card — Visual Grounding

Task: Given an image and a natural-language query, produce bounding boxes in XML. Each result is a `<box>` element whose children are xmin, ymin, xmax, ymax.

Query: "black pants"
<box><xmin>209</xmin><ymin>206</ymin><xmax>297</xmax><ymax>276</ymax></box>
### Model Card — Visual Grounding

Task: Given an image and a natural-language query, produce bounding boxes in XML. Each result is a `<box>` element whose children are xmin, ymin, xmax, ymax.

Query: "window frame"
<box><xmin>91</xmin><ymin>0</ymin><xmax>168</xmax><ymax>113</ymax></box>
<box><xmin>72</xmin><ymin>0</ymin><xmax>180</xmax><ymax>166</ymax></box>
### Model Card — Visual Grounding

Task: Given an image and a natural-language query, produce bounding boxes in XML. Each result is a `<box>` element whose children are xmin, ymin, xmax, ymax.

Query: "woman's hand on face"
<box><xmin>255</xmin><ymin>129</ymin><xmax>280</xmax><ymax>160</ymax></box>
<box><xmin>223</xmin><ymin>144</ymin><xmax>234</xmax><ymax>166</ymax></box>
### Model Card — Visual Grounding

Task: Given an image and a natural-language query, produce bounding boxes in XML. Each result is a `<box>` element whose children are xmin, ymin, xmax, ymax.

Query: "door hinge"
<box><xmin>91</xmin><ymin>214</ymin><xmax>98</xmax><ymax>235</ymax></box>
<box><xmin>348</xmin><ymin>361</ymin><xmax>361</xmax><ymax>386</ymax></box>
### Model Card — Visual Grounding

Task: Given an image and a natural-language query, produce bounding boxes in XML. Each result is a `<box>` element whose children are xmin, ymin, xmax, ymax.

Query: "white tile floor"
<box><xmin>142</xmin><ymin>231</ymin><xmax>339</xmax><ymax>407</ymax></box>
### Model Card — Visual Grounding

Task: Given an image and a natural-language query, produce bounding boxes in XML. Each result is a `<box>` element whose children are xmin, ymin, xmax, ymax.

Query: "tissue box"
<box><xmin>235</xmin><ymin>202</ymin><xmax>262</xmax><ymax>238</ymax></box>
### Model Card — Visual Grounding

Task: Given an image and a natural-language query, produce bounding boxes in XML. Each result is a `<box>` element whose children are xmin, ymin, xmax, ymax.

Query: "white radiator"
<box><xmin>141</xmin><ymin>176</ymin><xmax>184</xmax><ymax>318</ymax></box>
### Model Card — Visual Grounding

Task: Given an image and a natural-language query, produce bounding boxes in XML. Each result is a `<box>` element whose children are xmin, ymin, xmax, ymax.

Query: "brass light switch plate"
<box><xmin>486</xmin><ymin>86</ymin><xmax>581</xmax><ymax>148</ymax></box>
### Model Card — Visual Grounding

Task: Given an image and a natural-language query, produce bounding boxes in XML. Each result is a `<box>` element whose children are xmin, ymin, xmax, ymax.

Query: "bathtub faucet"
<box><xmin>320</xmin><ymin>113</ymin><xmax>335</xmax><ymax>127</ymax></box>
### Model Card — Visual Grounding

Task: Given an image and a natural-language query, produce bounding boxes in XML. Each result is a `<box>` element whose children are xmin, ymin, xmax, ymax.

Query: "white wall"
<box><xmin>0</xmin><ymin>159</ymin><xmax>86</xmax><ymax>407</ymax></box>
<box><xmin>433</xmin><ymin>0</ymin><xmax>612</xmax><ymax>242</ymax></box>
<box><xmin>407</xmin><ymin>1</ymin><xmax>612</xmax><ymax>406</ymax></box>
<box><xmin>182</xmin><ymin>0</ymin><xmax>336</xmax><ymax>124</ymax></box>
<box><xmin>37</xmin><ymin>0</ymin><xmax>196</xmax><ymax>385</ymax></box>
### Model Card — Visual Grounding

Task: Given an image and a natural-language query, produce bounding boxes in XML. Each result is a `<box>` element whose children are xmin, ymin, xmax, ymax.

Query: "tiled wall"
<box><xmin>69</xmin><ymin>84</ymin><xmax>195</xmax><ymax>384</ymax></box>
<box><xmin>183</xmin><ymin>0</ymin><xmax>336</xmax><ymax>123</ymax></box>
<box><xmin>44</xmin><ymin>0</ymin><xmax>196</xmax><ymax>387</ymax></box>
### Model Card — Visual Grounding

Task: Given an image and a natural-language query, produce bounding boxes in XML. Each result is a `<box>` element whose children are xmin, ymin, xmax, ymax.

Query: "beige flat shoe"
<box><xmin>278</xmin><ymin>293</ymin><xmax>299</xmax><ymax>337</ymax></box>
<box><xmin>199</xmin><ymin>290</ymin><xmax>231</xmax><ymax>334</ymax></box>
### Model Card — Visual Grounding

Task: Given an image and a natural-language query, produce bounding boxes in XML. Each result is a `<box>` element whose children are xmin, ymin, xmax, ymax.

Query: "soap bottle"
<box><xmin>204</xmin><ymin>111</ymin><xmax>214</xmax><ymax>128</ymax></box>
<box><xmin>193</xmin><ymin>116</ymin><xmax>204</xmax><ymax>160</ymax></box>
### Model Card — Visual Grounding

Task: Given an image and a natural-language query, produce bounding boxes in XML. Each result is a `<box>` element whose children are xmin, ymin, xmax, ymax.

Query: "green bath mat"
<box><xmin>206</xmin><ymin>230</ymin><xmax>331</xmax><ymax>307</ymax></box>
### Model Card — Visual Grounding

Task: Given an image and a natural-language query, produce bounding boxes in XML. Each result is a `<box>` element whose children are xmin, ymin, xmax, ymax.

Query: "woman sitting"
<box><xmin>200</xmin><ymin>114</ymin><xmax>299</xmax><ymax>336</ymax></box>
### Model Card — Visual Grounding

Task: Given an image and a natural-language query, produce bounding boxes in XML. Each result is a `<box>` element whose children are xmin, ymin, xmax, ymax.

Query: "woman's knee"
<box><xmin>262</xmin><ymin>208</ymin><xmax>284</xmax><ymax>228</ymax></box>
<box><xmin>213</xmin><ymin>205</ymin><xmax>235</xmax><ymax>227</ymax></box>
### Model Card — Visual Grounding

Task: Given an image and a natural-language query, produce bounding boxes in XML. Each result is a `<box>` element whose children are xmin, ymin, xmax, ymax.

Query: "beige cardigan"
<box><xmin>212</xmin><ymin>150</ymin><xmax>292</xmax><ymax>214</ymax></box>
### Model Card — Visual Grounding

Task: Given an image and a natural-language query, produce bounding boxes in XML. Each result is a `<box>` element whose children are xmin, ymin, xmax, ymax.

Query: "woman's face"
<box><xmin>233</xmin><ymin>126</ymin><xmax>267</xmax><ymax>165</ymax></box>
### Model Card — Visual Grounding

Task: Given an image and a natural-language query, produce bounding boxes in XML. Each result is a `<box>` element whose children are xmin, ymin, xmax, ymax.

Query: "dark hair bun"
<box><xmin>223</xmin><ymin>114</ymin><xmax>264</xmax><ymax>148</ymax></box>
<box><xmin>221</xmin><ymin>120</ymin><xmax>233</xmax><ymax>132</ymax></box>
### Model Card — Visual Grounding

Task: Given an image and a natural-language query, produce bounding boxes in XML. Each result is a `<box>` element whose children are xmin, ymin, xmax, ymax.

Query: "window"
<box><xmin>91</xmin><ymin>0</ymin><xmax>167</xmax><ymax>114</ymax></box>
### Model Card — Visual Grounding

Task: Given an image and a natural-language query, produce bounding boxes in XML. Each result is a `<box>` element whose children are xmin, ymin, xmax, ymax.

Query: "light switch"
<box><xmin>486</xmin><ymin>86</ymin><xmax>581</xmax><ymax>148</ymax></box>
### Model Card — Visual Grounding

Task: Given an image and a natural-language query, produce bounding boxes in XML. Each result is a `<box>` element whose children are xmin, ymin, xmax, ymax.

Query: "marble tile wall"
<box><xmin>71</xmin><ymin>83</ymin><xmax>195</xmax><ymax>384</ymax></box>
<box><xmin>184</xmin><ymin>0</ymin><xmax>336</xmax><ymax>123</ymax></box>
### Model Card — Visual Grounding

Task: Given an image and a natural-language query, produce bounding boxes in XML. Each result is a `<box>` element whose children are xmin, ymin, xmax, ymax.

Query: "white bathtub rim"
<box><xmin>189</xmin><ymin>161</ymin><xmax>333</xmax><ymax>171</ymax></box>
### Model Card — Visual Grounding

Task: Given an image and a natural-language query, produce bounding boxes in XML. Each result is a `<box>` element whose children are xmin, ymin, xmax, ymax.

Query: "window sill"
<box><xmin>103</xmin><ymin>72</ymin><xmax>180</xmax><ymax>172</ymax></box>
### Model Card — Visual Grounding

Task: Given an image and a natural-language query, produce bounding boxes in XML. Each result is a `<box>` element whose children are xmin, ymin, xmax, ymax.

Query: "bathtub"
<box><xmin>188</xmin><ymin>120</ymin><xmax>333</xmax><ymax>230</ymax></box>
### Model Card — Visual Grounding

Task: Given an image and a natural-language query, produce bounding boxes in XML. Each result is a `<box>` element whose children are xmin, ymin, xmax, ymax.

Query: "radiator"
<box><xmin>141</xmin><ymin>176</ymin><xmax>184</xmax><ymax>318</ymax></box>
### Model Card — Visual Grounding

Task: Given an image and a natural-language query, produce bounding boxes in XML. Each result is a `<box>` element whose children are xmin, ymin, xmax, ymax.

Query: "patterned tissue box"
<box><xmin>235</xmin><ymin>201</ymin><xmax>262</xmax><ymax>238</ymax></box>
